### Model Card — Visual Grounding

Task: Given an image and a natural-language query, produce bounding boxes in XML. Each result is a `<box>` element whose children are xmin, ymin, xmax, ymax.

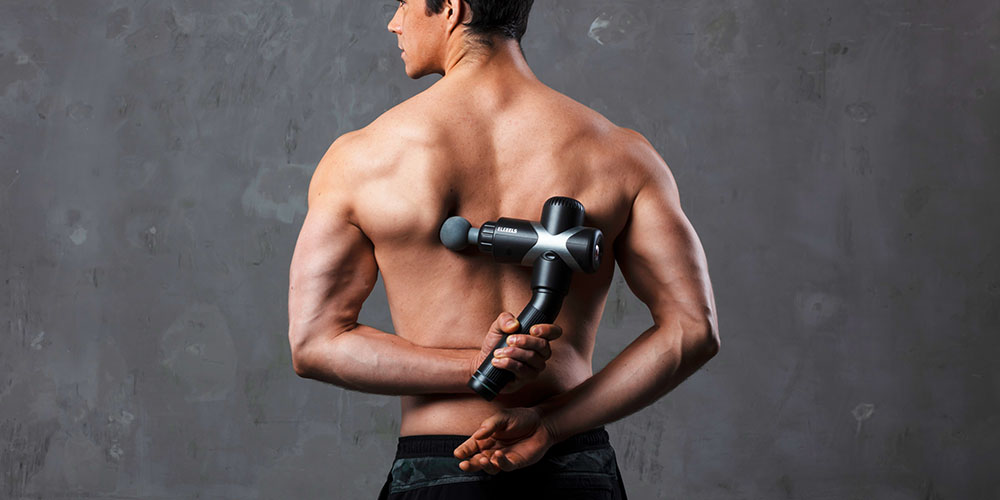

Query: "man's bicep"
<box><xmin>613</xmin><ymin>154</ymin><xmax>716</xmax><ymax>334</ymax></box>
<box><xmin>287</xmin><ymin>165</ymin><xmax>378</xmax><ymax>358</ymax></box>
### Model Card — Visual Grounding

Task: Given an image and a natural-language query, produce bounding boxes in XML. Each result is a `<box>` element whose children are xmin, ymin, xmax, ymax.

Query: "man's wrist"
<box><xmin>531</xmin><ymin>397</ymin><xmax>571</xmax><ymax>444</ymax></box>
<box><xmin>462</xmin><ymin>348</ymin><xmax>478</xmax><ymax>384</ymax></box>
<box><xmin>446</xmin><ymin>347</ymin><xmax>479</xmax><ymax>393</ymax></box>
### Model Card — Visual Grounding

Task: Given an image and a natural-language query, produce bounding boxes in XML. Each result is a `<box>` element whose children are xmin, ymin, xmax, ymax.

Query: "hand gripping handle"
<box><xmin>468</xmin><ymin>297</ymin><xmax>557</xmax><ymax>401</ymax></box>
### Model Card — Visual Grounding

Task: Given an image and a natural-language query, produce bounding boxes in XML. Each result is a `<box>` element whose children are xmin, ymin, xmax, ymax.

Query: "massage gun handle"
<box><xmin>468</xmin><ymin>303</ymin><xmax>554</xmax><ymax>401</ymax></box>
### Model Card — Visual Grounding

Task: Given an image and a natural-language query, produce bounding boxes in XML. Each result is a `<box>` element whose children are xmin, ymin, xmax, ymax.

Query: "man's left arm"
<box><xmin>536</xmin><ymin>152</ymin><xmax>720</xmax><ymax>440</ymax></box>
<box><xmin>455</xmin><ymin>130</ymin><xmax>720</xmax><ymax>473</ymax></box>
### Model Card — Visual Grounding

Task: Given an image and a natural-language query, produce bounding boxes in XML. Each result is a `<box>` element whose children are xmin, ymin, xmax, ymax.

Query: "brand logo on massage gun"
<box><xmin>437</xmin><ymin>197</ymin><xmax>604</xmax><ymax>401</ymax></box>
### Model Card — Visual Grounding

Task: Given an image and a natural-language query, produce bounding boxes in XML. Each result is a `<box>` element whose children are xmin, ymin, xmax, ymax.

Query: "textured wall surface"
<box><xmin>1</xmin><ymin>0</ymin><xmax>998</xmax><ymax>498</ymax></box>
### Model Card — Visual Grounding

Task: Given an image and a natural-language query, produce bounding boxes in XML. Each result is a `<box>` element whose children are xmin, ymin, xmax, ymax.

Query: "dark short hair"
<box><xmin>425</xmin><ymin>0</ymin><xmax>534</xmax><ymax>46</ymax></box>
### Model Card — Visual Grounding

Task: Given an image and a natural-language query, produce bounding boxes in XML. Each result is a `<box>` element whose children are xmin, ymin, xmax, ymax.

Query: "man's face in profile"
<box><xmin>387</xmin><ymin>0</ymin><xmax>447</xmax><ymax>79</ymax></box>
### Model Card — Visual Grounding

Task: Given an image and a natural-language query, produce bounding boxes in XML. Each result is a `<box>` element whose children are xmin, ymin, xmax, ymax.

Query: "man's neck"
<box><xmin>440</xmin><ymin>38</ymin><xmax>538</xmax><ymax>85</ymax></box>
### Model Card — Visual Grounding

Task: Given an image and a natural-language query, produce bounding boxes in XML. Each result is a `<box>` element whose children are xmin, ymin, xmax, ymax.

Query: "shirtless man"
<box><xmin>287</xmin><ymin>0</ymin><xmax>720</xmax><ymax>497</ymax></box>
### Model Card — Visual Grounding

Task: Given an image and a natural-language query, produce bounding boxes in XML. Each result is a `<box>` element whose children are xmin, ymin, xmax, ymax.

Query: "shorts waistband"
<box><xmin>393</xmin><ymin>426</ymin><xmax>609</xmax><ymax>459</ymax></box>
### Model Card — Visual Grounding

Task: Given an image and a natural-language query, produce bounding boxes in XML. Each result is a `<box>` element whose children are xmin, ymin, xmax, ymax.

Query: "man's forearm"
<box><xmin>533</xmin><ymin>321</ymin><xmax>718</xmax><ymax>442</ymax></box>
<box><xmin>295</xmin><ymin>323</ymin><xmax>477</xmax><ymax>395</ymax></box>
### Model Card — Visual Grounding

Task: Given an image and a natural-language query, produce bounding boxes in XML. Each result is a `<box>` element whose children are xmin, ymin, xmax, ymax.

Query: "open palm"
<box><xmin>453</xmin><ymin>407</ymin><xmax>557</xmax><ymax>474</ymax></box>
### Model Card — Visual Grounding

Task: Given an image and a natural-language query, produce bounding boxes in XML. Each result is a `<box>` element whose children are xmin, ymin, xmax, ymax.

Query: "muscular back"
<box><xmin>294</xmin><ymin>73</ymin><xmax>674</xmax><ymax>436</ymax></box>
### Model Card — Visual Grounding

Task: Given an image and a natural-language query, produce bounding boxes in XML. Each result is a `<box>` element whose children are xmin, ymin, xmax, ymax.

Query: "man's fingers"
<box><xmin>493</xmin><ymin>450</ymin><xmax>517</xmax><ymax>472</ymax></box>
<box><xmin>493</xmin><ymin>312</ymin><xmax>520</xmax><ymax>335</ymax></box>
<box><xmin>465</xmin><ymin>450</ymin><xmax>498</xmax><ymax>474</ymax></box>
<box><xmin>491</xmin><ymin>356</ymin><xmax>537</xmax><ymax>379</ymax></box>
<box><xmin>505</xmin><ymin>334</ymin><xmax>552</xmax><ymax>360</ymax></box>
<box><xmin>494</xmin><ymin>346</ymin><xmax>546</xmax><ymax>372</ymax></box>
<box><xmin>462</xmin><ymin>448</ymin><xmax>527</xmax><ymax>474</ymax></box>
<box><xmin>529</xmin><ymin>323</ymin><xmax>563</xmax><ymax>341</ymax></box>
<box><xmin>460</xmin><ymin>455</ymin><xmax>486</xmax><ymax>473</ymax></box>
<box><xmin>455</xmin><ymin>435</ymin><xmax>498</xmax><ymax>461</ymax></box>
<box><xmin>481</xmin><ymin>313</ymin><xmax>517</xmax><ymax>354</ymax></box>
<box><xmin>454</xmin><ymin>436</ymin><xmax>479</xmax><ymax>459</ymax></box>
<box><xmin>459</xmin><ymin>451</ymin><xmax>487</xmax><ymax>472</ymax></box>
<box><xmin>480</xmin><ymin>451</ymin><xmax>501</xmax><ymax>475</ymax></box>
<box><xmin>473</xmin><ymin>414</ymin><xmax>507</xmax><ymax>440</ymax></box>
<box><xmin>476</xmin><ymin>437</ymin><xmax>497</xmax><ymax>451</ymax></box>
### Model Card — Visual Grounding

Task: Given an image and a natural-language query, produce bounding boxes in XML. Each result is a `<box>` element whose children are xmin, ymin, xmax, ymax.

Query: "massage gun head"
<box><xmin>438</xmin><ymin>197</ymin><xmax>604</xmax><ymax>274</ymax></box>
<box><xmin>440</xmin><ymin>216</ymin><xmax>479</xmax><ymax>251</ymax></box>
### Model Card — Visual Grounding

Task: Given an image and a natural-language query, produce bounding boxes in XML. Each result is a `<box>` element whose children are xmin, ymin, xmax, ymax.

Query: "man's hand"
<box><xmin>468</xmin><ymin>312</ymin><xmax>563</xmax><ymax>394</ymax></box>
<box><xmin>453</xmin><ymin>407</ymin><xmax>557</xmax><ymax>474</ymax></box>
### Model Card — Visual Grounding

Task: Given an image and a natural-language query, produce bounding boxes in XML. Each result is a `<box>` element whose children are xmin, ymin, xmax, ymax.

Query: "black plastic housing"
<box><xmin>467</xmin><ymin>196</ymin><xmax>601</xmax><ymax>400</ymax></box>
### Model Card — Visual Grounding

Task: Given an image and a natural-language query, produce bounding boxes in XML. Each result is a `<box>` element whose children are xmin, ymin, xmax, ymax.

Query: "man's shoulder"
<box><xmin>562</xmin><ymin>109</ymin><xmax>669</xmax><ymax>192</ymax></box>
<box><xmin>341</xmin><ymin>93</ymin><xmax>445</xmax><ymax>161</ymax></box>
<box><xmin>530</xmin><ymin>88</ymin><xmax>664</xmax><ymax>172</ymax></box>
<box><xmin>310</xmin><ymin>87</ymin><xmax>668</xmax><ymax>198</ymax></box>
<box><xmin>312</xmin><ymin>128</ymin><xmax>366</xmax><ymax>177</ymax></box>
<box><xmin>307</xmin><ymin>127</ymin><xmax>387</xmax><ymax>207</ymax></box>
<box><xmin>599</xmin><ymin>125</ymin><xmax>671</xmax><ymax>184</ymax></box>
<box><xmin>310</xmin><ymin>110</ymin><xmax>419</xmax><ymax>189</ymax></box>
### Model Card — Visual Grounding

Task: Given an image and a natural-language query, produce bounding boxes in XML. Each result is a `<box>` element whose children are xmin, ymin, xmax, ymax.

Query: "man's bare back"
<box><xmin>288</xmin><ymin>3</ymin><xmax>718</xmax><ymax>476</ymax></box>
<box><xmin>298</xmin><ymin>69</ymin><xmax>647</xmax><ymax>435</ymax></box>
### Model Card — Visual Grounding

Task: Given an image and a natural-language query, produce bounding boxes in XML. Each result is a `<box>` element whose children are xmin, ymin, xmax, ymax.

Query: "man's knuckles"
<box><xmin>543</xmin><ymin>325</ymin><xmax>564</xmax><ymax>340</ymax></box>
<box><xmin>499</xmin><ymin>353</ymin><xmax>546</xmax><ymax>373</ymax></box>
<box><xmin>526</xmin><ymin>324</ymin><xmax>561</xmax><ymax>340</ymax></box>
<box><xmin>510</xmin><ymin>334</ymin><xmax>546</xmax><ymax>350</ymax></box>
<box><xmin>492</xmin><ymin>356</ymin><xmax>523</xmax><ymax>372</ymax></box>
<box><xmin>509</xmin><ymin>336</ymin><xmax>552</xmax><ymax>360</ymax></box>
<box><xmin>499</xmin><ymin>346</ymin><xmax>543</xmax><ymax>363</ymax></box>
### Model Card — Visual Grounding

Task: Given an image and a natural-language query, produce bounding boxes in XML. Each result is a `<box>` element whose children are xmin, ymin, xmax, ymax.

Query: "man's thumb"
<box><xmin>494</xmin><ymin>312</ymin><xmax>519</xmax><ymax>334</ymax></box>
<box><xmin>473</xmin><ymin>413</ymin><xmax>507</xmax><ymax>439</ymax></box>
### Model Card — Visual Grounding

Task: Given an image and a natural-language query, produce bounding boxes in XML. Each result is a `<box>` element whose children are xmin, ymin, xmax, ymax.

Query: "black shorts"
<box><xmin>376</xmin><ymin>426</ymin><xmax>628</xmax><ymax>499</ymax></box>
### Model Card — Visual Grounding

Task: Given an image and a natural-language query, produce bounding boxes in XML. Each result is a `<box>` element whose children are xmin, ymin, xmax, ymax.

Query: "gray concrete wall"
<box><xmin>1</xmin><ymin>0</ymin><xmax>997</xmax><ymax>498</ymax></box>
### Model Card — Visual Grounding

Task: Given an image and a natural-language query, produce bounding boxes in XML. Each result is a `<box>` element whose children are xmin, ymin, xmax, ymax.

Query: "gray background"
<box><xmin>1</xmin><ymin>0</ymin><xmax>997</xmax><ymax>498</ymax></box>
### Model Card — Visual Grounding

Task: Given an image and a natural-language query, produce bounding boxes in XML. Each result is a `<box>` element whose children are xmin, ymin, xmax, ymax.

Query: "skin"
<box><xmin>287</xmin><ymin>0</ymin><xmax>720</xmax><ymax>475</ymax></box>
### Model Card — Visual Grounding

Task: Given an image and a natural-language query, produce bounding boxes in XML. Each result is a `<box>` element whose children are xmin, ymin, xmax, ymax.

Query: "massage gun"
<box><xmin>438</xmin><ymin>196</ymin><xmax>604</xmax><ymax>401</ymax></box>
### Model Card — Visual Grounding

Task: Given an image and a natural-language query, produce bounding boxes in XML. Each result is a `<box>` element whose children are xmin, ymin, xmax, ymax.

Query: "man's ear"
<box><xmin>442</xmin><ymin>0</ymin><xmax>471</xmax><ymax>36</ymax></box>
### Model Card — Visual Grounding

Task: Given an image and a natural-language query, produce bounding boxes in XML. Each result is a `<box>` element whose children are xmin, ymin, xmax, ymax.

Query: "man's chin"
<box><xmin>404</xmin><ymin>66</ymin><xmax>430</xmax><ymax>80</ymax></box>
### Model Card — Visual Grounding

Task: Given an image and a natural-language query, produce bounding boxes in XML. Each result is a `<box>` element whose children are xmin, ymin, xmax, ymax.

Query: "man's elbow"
<box><xmin>292</xmin><ymin>357</ymin><xmax>311</xmax><ymax>379</ymax></box>
<box><xmin>290</xmin><ymin>340</ymin><xmax>314</xmax><ymax>378</ymax></box>
<box><xmin>288</xmin><ymin>323</ymin><xmax>355</xmax><ymax>381</ymax></box>
<box><xmin>702</xmin><ymin>329</ymin><xmax>720</xmax><ymax>359</ymax></box>
<box><xmin>682</xmin><ymin>314</ymin><xmax>720</xmax><ymax>361</ymax></box>
<box><xmin>288</xmin><ymin>324</ymin><xmax>319</xmax><ymax>378</ymax></box>
<box><xmin>700</xmin><ymin>317</ymin><xmax>721</xmax><ymax>359</ymax></box>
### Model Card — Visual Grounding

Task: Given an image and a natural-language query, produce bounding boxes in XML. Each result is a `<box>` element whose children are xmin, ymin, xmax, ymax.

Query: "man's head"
<box><xmin>387</xmin><ymin>0</ymin><xmax>534</xmax><ymax>78</ymax></box>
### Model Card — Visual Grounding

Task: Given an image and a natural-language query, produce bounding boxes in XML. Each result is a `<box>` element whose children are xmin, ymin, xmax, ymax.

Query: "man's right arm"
<box><xmin>287</xmin><ymin>132</ymin><xmax>477</xmax><ymax>395</ymax></box>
